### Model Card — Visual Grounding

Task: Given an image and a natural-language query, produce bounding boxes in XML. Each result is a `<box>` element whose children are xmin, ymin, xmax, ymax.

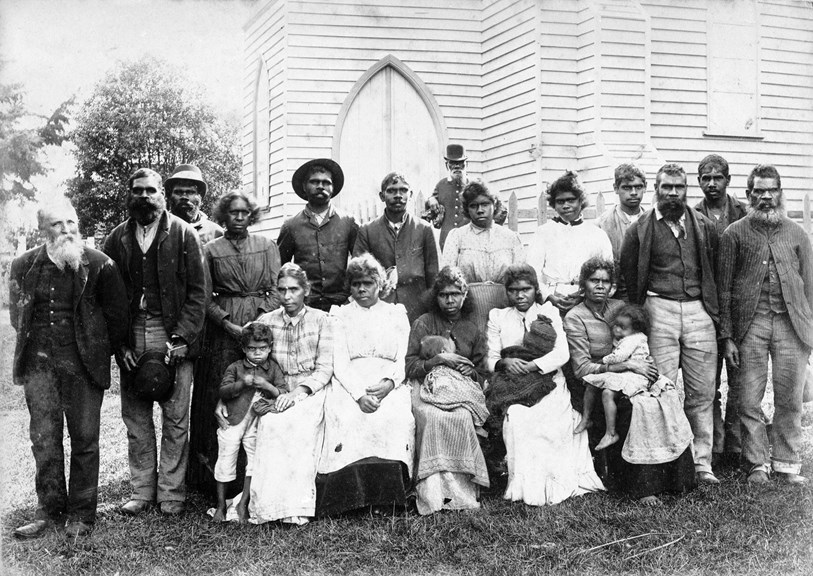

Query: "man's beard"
<box><xmin>47</xmin><ymin>235</ymin><xmax>83</xmax><ymax>272</ymax></box>
<box><xmin>451</xmin><ymin>171</ymin><xmax>466</xmax><ymax>186</ymax></box>
<box><xmin>748</xmin><ymin>204</ymin><xmax>783</xmax><ymax>229</ymax></box>
<box><xmin>169</xmin><ymin>200</ymin><xmax>199</xmax><ymax>223</ymax></box>
<box><xmin>656</xmin><ymin>195</ymin><xmax>685</xmax><ymax>222</ymax></box>
<box><xmin>128</xmin><ymin>194</ymin><xmax>166</xmax><ymax>225</ymax></box>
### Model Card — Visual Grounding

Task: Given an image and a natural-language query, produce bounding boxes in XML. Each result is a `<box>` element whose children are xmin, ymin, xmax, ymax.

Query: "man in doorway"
<box><xmin>354</xmin><ymin>171</ymin><xmax>439</xmax><ymax>324</ymax></box>
<box><xmin>621</xmin><ymin>163</ymin><xmax>720</xmax><ymax>484</ymax></box>
<box><xmin>9</xmin><ymin>200</ymin><xmax>128</xmax><ymax>538</ymax></box>
<box><xmin>277</xmin><ymin>159</ymin><xmax>358</xmax><ymax>311</ymax></box>
<box><xmin>597</xmin><ymin>163</ymin><xmax>647</xmax><ymax>301</ymax></box>
<box><xmin>103</xmin><ymin>167</ymin><xmax>208</xmax><ymax>515</ymax></box>
<box><xmin>165</xmin><ymin>163</ymin><xmax>223</xmax><ymax>244</ymax></box>
<box><xmin>694</xmin><ymin>154</ymin><xmax>748</xmax><ymax>470</ymax></box>
<box><xmin>718</xmin><ymin>164</ymin><xmax>812</xmax><ymax>485</ymax></box>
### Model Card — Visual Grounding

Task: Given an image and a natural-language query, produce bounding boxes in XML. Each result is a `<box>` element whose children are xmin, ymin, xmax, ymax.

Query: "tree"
<box><xmin>0</xmin><ymin>82</ymin><xmax>71</xmax><ymax>203</ymax></box>
<box><xmin>67</xmin><ymin>56</ymin><xmax>241</xmax><ymax>234</ymax></box>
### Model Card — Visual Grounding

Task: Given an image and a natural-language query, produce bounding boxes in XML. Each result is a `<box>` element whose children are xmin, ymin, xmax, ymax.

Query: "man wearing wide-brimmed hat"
<box><xmin>428</xmin><ymin>143</ymin><xmax>471</xmax><ymax>250</ymax></box>
<box><xmin>277</xmin><ymin>158</ymin><xmax>359</xmax><ymax>311</ymax></box>
<box><xmin>165</xmin><ymin>164</ymin><xmax>223</xmax><ymax>245</ymax></box>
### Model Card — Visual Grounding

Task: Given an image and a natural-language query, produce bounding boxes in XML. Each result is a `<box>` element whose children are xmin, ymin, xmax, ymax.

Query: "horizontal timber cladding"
<box><xmin>243</xmin><ymin>0</ymin><xmax>813</xmax><ymax>242</ymax></box>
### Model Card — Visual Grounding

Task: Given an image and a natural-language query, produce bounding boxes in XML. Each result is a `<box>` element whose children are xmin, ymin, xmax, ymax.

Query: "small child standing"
<box><xmin>575</xmin><ymin>304</ymin><xmax>661</xmax><ymax>451</ymax></box>
<box><xmin>214</xmin><ymin>322</ymin><xmax>286</xmax><ymax>523</ymax></box>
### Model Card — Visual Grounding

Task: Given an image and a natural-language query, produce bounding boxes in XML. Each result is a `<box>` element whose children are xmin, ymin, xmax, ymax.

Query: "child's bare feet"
<box><xmin>574</xmin><ymin>419</ymin><xmax>591</xmax><ymax>434</ymax></box>
<box><xmin>595</xmin><ymin>432</ymin><xmax>619</xmax><ymax>450</ymax></box>
<box><xmin>236</xmin><ymin>502</ymin><xmax>249</xmax><ymax>525</ymax></box>
<box><xmin>212</xmin><ymin>506</ymin><xmax>227</xmax><ymax>522</ymax></box>
<box><xmin>639</xmin><ymin>495</ymin><xmax>662</xmax><ymax>506</ymax></box>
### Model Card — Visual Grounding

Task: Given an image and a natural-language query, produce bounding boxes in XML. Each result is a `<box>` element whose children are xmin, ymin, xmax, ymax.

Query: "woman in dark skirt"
<box><xmin>563</xmin><ymin>257</ymin><xmax>696</xmax><ymax>504</ymax></box>
<box><xmin>187</xmin><ymin>192</ymin><xmax>280</xmax><ymax>496</ymax></box>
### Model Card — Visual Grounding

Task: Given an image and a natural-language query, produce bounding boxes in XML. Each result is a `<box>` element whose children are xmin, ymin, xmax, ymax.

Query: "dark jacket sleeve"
<box><xmin>716</xmin><ymin>228</ymin><xmax>738</xmax><ymax>342</ymax></box>
<box><xmin>405</xmin><ymin>315</ymin><xmax>431</xmax><ymax>379</ymax></box>
<box><xmin>620</xmin><ymin>222</ymin><xmax>641</xmax><ymax>304</ymax></box>
<box><xmin>98</xmin><ymin>257</ymin><xmax>129</xmax><ymax>349</ymax></box>
<box><xmin>172</xmin><ymin>225</ymin><xmax>208</xmax><ymax>346</ymax></box>
<box><xmin>8</xmin><ymin>255</ymin><xmax>24</xmax><ymax>332</ymax></box>
<box><xmin>469</xmin><ymin>328</ymin><xmax>488</xmax><ymax>385</ymax></box>
<box><xmin>277</xmin><ymin>220</ymin><xmax>294</xmax><ymax>264</ymax></box>
<box><xmin>353</xmin><ymin>224</ymin><xmax>370</xmax><ymax>257</ymax></box>
<box><xmin>346</xmin><ymin>216</ymin><xmax>360</xmax><ymax>256</ymax></box>
<box><xmin>423</xmin><ymin>224</ymin><xmax>439</xmax><ymax>290</ymax></box>
<box><xmin>219</xmin><ymin>363</ymin><xmax>245</xmax><ymax>399</ymax></box>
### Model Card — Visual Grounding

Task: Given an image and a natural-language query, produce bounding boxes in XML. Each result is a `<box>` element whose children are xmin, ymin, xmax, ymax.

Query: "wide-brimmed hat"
<box><xmin>292</xmin><ymin>159</ymin><xmax>344</xmax><ymax>200</ymax></box>
<box><xmin>130</xmin><ymin>350</ymin><xmax>175</xmax><ymax>402</ymax></box>
<box><xmin>444</xmin><ymin>144</ymin><xmax>467</xmax><ymax>162</ymax></box>
<box><xmin>165</xmin><ymin>164</ymin><xmax>208</xmax><ymax>196</ymax></box>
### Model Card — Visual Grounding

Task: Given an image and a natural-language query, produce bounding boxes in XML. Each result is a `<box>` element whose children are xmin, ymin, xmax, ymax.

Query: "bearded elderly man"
<box><xmin>718</xmin><ymin>165</ymin><xmax>813</xmax><ymax>486</ymax></box>
<box><xmin>9</xmin><ymin>200</ymin><xmax>128</xmax><ymax>538</ymax></box>
<box><xmin>164</xmin><ymin>164</ymin><xmax>223</xmax><ymax>244</ymax></box>
<box><xmin>621</xmin><ymin>163</ymin><xmax>721</xmax><ymax>484</ymax></box>
<box><xmin>103</xmin><ymin>167</ymin><xmax>207</xmax><ymax>515</ymax></box>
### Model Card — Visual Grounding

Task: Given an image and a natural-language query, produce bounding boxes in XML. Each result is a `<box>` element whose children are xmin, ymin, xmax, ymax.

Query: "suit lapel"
<box><xmin>73</xmin><ymin>251</ymin><xmax>90</xmax><ymax>311</ymax></box>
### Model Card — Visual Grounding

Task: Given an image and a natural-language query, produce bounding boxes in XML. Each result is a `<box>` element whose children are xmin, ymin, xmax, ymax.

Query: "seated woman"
<box><xmin>563</xmin><ymin>257</ymin><xmax>695</xmax><ymax>505</ymax></box>
<box><xmin>441</xmin><ymin>179</ymin><xmax>525</xmax><ymax>332</ymax></box>
<box><xmin>406</xmin><ymin>266</ymin><xmax>490</xmax><ymax>515</ymax></box>
<box><xmin>216</xmin><ymin>263</ymin><xmax>333</xmax><ymax>525</ymax></box>
<box><xmin>316</xmin><ymin>254</ymin><xmax>415</xmax><ymax>516</ymax></box>
<box><xmin>487</xmin><ymin>263</ymin><xmax>604</xmax><ymax>506</ymax></box>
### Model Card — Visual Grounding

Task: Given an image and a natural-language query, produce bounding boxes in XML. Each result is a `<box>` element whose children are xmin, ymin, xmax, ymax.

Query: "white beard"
<box><xmin>47</xmin><ymin>235</ymin><xmax>84</xmax><ymax>272</ymax></box>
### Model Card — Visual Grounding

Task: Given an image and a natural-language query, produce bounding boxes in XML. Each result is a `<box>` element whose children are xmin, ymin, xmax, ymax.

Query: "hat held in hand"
<box><xmin>131</xmin><ymin>351</ymin><xmax>175</xmax><ymax>401</ymax></box>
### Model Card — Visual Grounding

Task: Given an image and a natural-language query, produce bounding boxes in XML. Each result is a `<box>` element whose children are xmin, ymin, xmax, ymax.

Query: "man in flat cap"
<box><xmin>9</xmin><ymin>199</ymin><xmax>128</xmax><ymax>538</ymax></box>
<box><xmin>354</xmin><ymin>171</ymin><xmax>438</xmax><ymax>324</ymax></box>
<box><xmin>103</xmin><ymin>167</ymin><xmax>207</xmax><ymax>516</ymax></box>
<box><xmin>277</xmin><ymin>159</ymin><xmax>359</xmax><ymax>311</ymax></box>
<box><xmin>165</xmin><ymin>164</ymin><xmax>223</xmax><ymax>245</ymax></box>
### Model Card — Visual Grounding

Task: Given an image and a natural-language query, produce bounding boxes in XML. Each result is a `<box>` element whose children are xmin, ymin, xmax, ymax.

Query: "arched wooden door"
<box><xmin>333</xmin><ymin>55</ymin><xmax>446</xmax><ymax>222</ymax></box>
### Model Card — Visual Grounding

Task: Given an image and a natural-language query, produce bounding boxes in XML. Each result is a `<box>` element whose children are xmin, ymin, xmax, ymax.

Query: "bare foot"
<box><xmin>236</xmin><ymin>502</ymin><xmax>249</xmax><ymax>525</ymax></box>
<box><xmin>639</xmin><ymin>495</ymin><xmax>662</xmax><ymax>507</ymax></box>
<box><xmin>595</xmin><ymin>432</ymin><xmax>619</xmax><ymax>451</ymax></box>
<box><xmin>212</xmin><ymin>507</ymin><xmax>227</xmax><ymax>522</ymax></box>
<box><xmin>574</xmin><ymin>419</ymin><xmax>591</xmax><ymax>434</ymax></box>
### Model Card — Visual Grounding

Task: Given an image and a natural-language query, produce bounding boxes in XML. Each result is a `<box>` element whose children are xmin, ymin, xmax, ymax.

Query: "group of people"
<box><xmin>9</xmin><ymin>143</ymin><xmax>812</xmax><ymax>539</ymax></box>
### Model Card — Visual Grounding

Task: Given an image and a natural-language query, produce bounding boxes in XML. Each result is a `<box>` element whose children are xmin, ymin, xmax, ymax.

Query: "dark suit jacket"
<box><xmin>354</xmin><ymin>213</ymin><xmax>439</xmax><ymax>324</ymax></box>
<box><xmin>620</xmin><ymin>207</ymin><xmax>719</xmax><ymax>324</ymax></box>
<box><xmin>9</xmin><ymin>245</ymin><xmax>129</xmax><ymax>389</ymax></box>
<box><xmin>693</xmin><ymin>194</ymin><xmax>748</xmax><ymax>236</ymax></box>
<box><xmin>103</xmin><ymin>210</ymin><xmax>207</xmax><ymax>356</ymax></box>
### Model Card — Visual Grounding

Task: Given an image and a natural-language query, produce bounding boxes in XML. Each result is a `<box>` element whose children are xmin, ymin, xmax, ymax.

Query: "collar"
<box><xmin>136</xmin><ymin>215</ymin><xmax>161</xmax><ymax>234</ymax></box>
<box><xmin>304</xmin><ymin>204</ymin><xmax>335</xmax><ymax>224</ymax></box>
<box><xmin>654</xmin><ymin>206</ymin><xmax>686</xmax><ymax>225</ymax></box>
<box><xmin>385</xmin><ymin>211</ymin><xmax>407</xmax><ymax>231</ymax></box>
<box><xmin>552</xmin><ymin>216</ymin><xmax>583</xmax><ymax>226</ymax></box>
<box><xmin>282</xmin><ymin>306</ymin><xmax>308</xmax><ymax>327</ymax></box>
<box><xmin>225</xmin><ymin>229</ymin><xmax>249</xmax><ymax>241</ymax></box>
<box><xmin>615</xmin><ymin>204</ymin><xmax>642</xmax><ymax>221</ymax></box>
<box><xmin>469</xmin><ymin>222</ymin><xmax>490</xmax><ymax>235</ymax></box>
<box><xmin>242</xmin><ymin>357</ymin><xmax>271</xmax><ymax>370</ymax></box>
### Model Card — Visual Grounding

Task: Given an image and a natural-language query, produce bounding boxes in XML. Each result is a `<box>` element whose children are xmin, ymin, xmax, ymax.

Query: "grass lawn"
<box><xmin>1</xmin><ymin>322</ymin><xmax>812</xmax><ymax>575</ymax></box>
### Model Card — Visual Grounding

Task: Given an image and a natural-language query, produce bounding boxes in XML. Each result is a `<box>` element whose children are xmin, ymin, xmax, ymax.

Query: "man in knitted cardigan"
<box><xmin>717</xmin><ymin>164</ymin><xmax>813</xmax><ymax>486</ymax></box>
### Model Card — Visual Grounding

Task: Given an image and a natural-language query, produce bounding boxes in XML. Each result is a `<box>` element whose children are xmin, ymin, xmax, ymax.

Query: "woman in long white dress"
<box><xmin>233</xmin><ymin>263</ymin><xmax>334</xmax><ymax>525</ymax></box>
<box><xmin>316</xmin><ymin>254</ymin><xmax>415</xmax><ymax>515</ymax></box>
<box><xmin>486</xmin><ymin>263</ymin><xmax>604</xmax><ymax>506</ymax></box>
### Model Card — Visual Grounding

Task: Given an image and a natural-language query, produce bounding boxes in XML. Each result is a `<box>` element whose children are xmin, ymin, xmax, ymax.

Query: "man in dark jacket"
<box><xmin>9</xmin><ymin>200</ymin><xmax>128</xmax><ymax>538</ymax></box>
<box><xmin>621</xmin><ymin>163</ymin><xmax>720</xmax><ymax>484</ymax></box>
<box><xmin>353</xmin><ymin>171</ymin><xmax>439</xmax><ymax>324</ymax></box>
<box><xmin>277</xmin><ymin>159</ymin><xmax>358</xmax><ymax>311</ymax></box>
<box><xmin>693</xmin><ymin>154</ymin><xmax>749</xmax><ymax>470</ymax></box>
<box><xmin>103</xmin><ymin>167</ymin><xmax>207</xmax><ymax>516</ymax></box>
<box><xmin>718</xmin><ymin>164</ymin><xmax>813</xmax><ymax>485</ymax></box>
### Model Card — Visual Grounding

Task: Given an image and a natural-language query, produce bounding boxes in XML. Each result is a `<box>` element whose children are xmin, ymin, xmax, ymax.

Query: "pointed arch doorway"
<box><xmin>332</xmin><ymin>55</ymin><xmax>446</xmax><ymax>221</ymax></box>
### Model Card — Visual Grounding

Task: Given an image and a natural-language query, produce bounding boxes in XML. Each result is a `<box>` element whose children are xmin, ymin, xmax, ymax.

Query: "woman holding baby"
<box><xmin>405</xmin><ymin>266</ymin><xmax>490</xmax><ymax>515</ymax></box>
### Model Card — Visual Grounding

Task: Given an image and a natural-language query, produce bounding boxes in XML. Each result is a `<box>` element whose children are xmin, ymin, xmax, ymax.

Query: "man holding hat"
<box><xmin>277</xmin><ymin>158</ymin><xmax>359</xmax><ymax>311</ymax></box>
<box><xmin>9</xmin><ymin>199</ymin><xmax>128</xmax><ymax>538</ymax></box>
<box><xmin>429</xmin><ymin>143</ymin><xmax>470</xmax><ymax>250</ymax></box>
<box><xmin>165</xmin><ymin>163</ymin><xmax>223</xmax><ymax>244</ymax></box>
<box><xmin>103</xmin><ymin>167</ymin><xmax>207</xmax><ymax>516</ymax></box>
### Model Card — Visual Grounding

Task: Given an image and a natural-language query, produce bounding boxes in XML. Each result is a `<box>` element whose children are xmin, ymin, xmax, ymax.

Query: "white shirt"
<box><xmin>526</xmin><ymin>219</ymin><xmax>613</xmax><ymax>299</ymax></box>
<box><xmin>136</xmin><ymin>218</ymin><xmax>160</xmax><ymax>253</ymax></box>
<box><xmin>485</xmin><ymin>301</ymin><xmax>569</xmax><ymax>374</ymax></box>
